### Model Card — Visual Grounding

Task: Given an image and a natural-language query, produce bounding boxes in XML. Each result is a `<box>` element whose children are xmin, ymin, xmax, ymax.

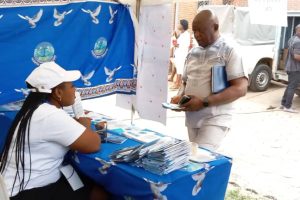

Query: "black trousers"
<box><xmin>281</xmin><ymin>71</ymin><xmax>300</xmax><ymax>108</ymax></box>
<box><xmin>11</xmin><ymin>175</ymin><xmax>92</xmax><ymax>200</ymax></box>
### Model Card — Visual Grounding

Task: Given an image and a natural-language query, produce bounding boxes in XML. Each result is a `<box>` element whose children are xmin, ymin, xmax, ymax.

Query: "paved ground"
<box><xmin>83</xmin><ymin>81</ymin><xmax>300</xmax><ymax>200</ymax></box>
<box><xmin>225</xmin><ymin>83</ymin><xmax>300</xmax><ymax>200</ymax></box>
<box><xmin>218</xmin><ymin>82</ymin><xmax>300</xmax><ymax>200</ymax></box>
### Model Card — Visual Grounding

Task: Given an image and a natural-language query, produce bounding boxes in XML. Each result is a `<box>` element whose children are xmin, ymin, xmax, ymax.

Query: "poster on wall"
<box><xmin>0</xmin><ymin>1</ymin><xmax>135</xmax><ymax>107</ymax></box>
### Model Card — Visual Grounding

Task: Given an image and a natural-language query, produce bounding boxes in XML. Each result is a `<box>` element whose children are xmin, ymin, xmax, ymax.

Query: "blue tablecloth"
<box><xmin>1</xmin><ymin>111</ymin><xmax>232</xmax><ymax>199</ymax></box>
<box><xmin>69</xmin><ymin>130</ymin><xmax>232</xmax><ymax>200</ymax></box>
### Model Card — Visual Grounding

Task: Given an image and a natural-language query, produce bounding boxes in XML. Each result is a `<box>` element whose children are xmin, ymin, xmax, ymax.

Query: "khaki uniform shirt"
<box><xmin>178</xmin><ymin>37</ymin><xmax>247</xmax><ymax>128</ymax></box>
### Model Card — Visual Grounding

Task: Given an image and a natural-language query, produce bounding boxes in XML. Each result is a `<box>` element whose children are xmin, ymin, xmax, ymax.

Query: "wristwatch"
<box><xmin>203</xmin><ymin>97</ymin><xmax>209</xmax><ymax>107</ymax></box>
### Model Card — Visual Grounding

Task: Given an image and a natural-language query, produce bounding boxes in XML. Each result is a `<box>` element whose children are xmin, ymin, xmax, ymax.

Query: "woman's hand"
<box><xmin>77</xmin><ymin>117</ymin><xmax>92</xmax><ymax>128</ymax></box>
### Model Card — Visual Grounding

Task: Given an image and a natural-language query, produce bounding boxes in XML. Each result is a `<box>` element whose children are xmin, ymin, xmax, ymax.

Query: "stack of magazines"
<box><xmin>138</xmin><ymin>137</ymin><xmax>191</xmax><ymax>175</ymax></box>
<box><xmin>110</xmin><ymin>137</ymin><xmax>191</xmax><ymax>175</ymax></box>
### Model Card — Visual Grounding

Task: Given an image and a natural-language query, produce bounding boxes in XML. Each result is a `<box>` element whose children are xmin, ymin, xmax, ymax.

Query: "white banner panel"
<box><xmin>248</xmin><ymin>0</ymin><xmax>287</xmax><ymax>27</ymax></box>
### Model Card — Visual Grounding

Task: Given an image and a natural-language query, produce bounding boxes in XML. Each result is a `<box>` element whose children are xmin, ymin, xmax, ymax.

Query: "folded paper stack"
<box><xmin>110</xmin><ymin>137</ymin><xmax>191</xmax><ymax>175</ymax></box>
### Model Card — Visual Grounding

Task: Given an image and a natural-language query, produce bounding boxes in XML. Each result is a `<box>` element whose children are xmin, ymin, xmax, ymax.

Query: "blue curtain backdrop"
<box><xmin>0</xmin><ymin>1</ymin><xmax>135</xmax><ymax>106</ymax></box>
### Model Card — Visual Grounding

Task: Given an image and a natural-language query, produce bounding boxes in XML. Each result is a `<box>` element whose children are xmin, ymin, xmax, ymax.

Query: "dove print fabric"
<box><xmin>0</xmin><ymin>1</ymin><xmax>135</xmax><ymax>105</ymax></box>
<box><xmin>68</xmin><ymin>140</ymin><xmax>232</xmax><ymax>200</ymax></box>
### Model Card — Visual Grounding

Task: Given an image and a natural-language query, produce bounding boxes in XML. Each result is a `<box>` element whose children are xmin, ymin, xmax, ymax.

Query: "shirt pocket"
<box><xmin>206</xmin><ymin>55</ymin><xmax>225</xmax><ymax>66</ymax></box>
<box><xmin>185</xmin><ymin>78</ymin><xmax>211</xmax><ymax>98</ymax></box>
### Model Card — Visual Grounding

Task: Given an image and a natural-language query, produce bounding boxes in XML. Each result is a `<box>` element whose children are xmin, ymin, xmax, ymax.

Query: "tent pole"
<box><xmin>136</xmin><ymin>0</ymin><xmax>141</xmax><ymax>21</ymax></box>
<box><xmin>131</xmin><ymin>0</ymin><xmax>141</xmax><ymax>126</ymax></box>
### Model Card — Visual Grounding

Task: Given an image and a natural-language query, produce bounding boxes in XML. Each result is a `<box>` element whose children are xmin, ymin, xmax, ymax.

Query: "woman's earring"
<box><xmin>58</xmin><ymin>97</ymin><xmax>62</xmax><ymax>102</ymax></box>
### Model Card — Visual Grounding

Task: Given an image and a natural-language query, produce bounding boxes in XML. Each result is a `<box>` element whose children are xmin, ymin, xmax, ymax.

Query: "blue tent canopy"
<box><xmin>0</xmin><ymin>1</ymin><xmax>135</xmax><ymax>106</ymax></box>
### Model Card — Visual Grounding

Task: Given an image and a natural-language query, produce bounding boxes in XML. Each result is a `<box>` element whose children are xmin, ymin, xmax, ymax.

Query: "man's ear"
<box><xmin>214</xmin><ymin>24</ymin><xmax>219</xmax><ymax>31</ymax></box>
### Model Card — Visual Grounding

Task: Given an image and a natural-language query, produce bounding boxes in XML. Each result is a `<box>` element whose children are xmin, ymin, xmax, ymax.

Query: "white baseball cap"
<box><xmin>26</xmin><ymin>62</ymin><xmax>81</xmax><ymax>93</ymax></box>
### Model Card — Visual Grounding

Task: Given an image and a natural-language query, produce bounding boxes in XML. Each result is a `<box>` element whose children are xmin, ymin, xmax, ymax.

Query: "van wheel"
<box><xmin>250</xmin><ymin>64</ymin><xmax>272</xmax><ymax>92</ymax></box>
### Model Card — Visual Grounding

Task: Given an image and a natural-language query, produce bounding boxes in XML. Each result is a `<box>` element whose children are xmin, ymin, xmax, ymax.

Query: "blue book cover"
<box><xmin>211</xmin><ymin>65</ymin><xmax>230</xmax><ymax>94</ymax></box>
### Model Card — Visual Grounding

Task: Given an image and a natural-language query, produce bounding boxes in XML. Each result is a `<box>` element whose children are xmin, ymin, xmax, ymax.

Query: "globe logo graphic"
<box><xmin>93</xmin><ymin>37</ymin><xmax>108</xmax><ymax>57</ymax></box>
<box><xmin>33</xmin><ymin>42</ymin><xmax>55</xmax><ymax>64</ymax></box>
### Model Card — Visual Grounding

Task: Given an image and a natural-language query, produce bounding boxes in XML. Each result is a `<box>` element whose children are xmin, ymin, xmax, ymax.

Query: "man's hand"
<box><xmin>294</xmin><ymin>53</ymin><xmax>300</xmax><ymax>61</ymax></box>
<box><xmin>181</xmin><ymin>95</ymin><xmax>203</xmax><ymax>112</ymax></box>
<box><xmin>169</xmin><ymin>95</ymin><xmax>185</xmax><ymax>112</ymax></box>
<box><xmin>170</xmin><ymin>95</ymin><xmax>182</xmax><ymax>104</ymax></box>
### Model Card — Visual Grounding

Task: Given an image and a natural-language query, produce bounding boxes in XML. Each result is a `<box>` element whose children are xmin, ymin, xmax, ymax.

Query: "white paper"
<box><xmin>248</xmin><ymin>0</ymin><xmax>287</xmax><ymax>27</ymax></box>
<box><xmin>135</xmin><ymin>4</ymin><xmax>172</xmax><ymax>124</ymax></box>
<box><xmin>60</xmin><ymin>165</ymin><xmax>84</xmax><ymax>191</ymax></box>
<box><xmin>189</xmin><ymin>144</ymin><xmax>216</xmax><ymax>163</ymax></box>
<box><xmin>162</xmin><ymin>102</ymin><xmax>182</xmax><ymax>110</ymax></box>
<box><xmin>72</xmin><ymin>91</ymin><xmax>85</xmax><ymax>119</ymax></box>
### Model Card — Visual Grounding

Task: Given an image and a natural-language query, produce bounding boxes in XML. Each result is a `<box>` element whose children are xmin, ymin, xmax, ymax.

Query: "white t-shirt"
<box><xmin>179</xmin><ymin>37</ymin><xmax>247</xmax><ymax>128</ymax></box>
<box><xmin>2</xmin><ymin>103</ymin><xmax>85</xmax><ymax>197</ymax></box>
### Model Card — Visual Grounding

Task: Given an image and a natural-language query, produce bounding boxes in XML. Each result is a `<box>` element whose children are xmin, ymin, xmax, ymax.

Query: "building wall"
<box><xmin>210</xmin><ymin>0</ymin><xmax>300</xmax><ymax>10</ymax></box>
<box><xmin>176</xmin><ymin>1</ymin><xmax>198</xmax><ymax>32</ymax></box>
<box><xmin>288</xmin><ymin>0</ymin><xmax>300</xmax><ymax>10</ymax></box>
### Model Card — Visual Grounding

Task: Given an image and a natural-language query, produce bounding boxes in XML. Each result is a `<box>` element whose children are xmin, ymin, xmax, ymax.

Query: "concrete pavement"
<box><xmin>218</xmin><ymin>82</ymin><xmax>300</xmax><ymax>200</ymax></box>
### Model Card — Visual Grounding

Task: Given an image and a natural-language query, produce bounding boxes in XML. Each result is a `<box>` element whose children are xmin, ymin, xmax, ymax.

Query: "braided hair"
<box><xmin>0</xmin><ymin>84</ymin><xmax>51</xmax><ymax>194</ymax></box>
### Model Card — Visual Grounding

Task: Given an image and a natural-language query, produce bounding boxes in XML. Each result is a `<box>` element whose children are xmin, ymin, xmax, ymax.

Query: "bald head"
<box><xmin>296</xmin><ymin>24</ymin><xmax>300</xmax><ymax>37</ymax></box>
<box><xmin>193</xmin><ymin>10</ymin><xmax>219</xmax><ymax>31</ymax></box>
<box><xmin>192</xmin><ymin>10</ymin><xmax>220</xmax><ymax>47</ymax></box>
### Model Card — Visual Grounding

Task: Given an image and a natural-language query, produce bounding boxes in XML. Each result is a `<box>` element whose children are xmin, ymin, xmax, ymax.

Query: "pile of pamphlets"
<box><xmin>138</xmin><ymin>137</ymin><xmax>191</xmax><ymax>175</ymax></box>
<box><xmin>110</xmin><ymin>137</ymin><xmax>191</xmax><ymax>175</ymax></box>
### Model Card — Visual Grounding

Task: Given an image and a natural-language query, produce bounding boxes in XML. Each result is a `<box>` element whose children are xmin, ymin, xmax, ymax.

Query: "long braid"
<box><xmin>0</xmin><ymin>91</ymin><xmax>50</xmax><ymax>194</ymax></box>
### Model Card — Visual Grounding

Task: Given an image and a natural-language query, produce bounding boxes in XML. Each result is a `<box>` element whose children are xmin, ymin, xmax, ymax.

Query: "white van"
<box><xmin>203</xmin><ymin>6</ymin><xmax>300</xmax><ymax>93</ymax></box>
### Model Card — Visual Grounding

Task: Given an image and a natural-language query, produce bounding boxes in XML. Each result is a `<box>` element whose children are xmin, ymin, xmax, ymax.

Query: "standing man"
<box><xmin>281</xmin><ymin>24</ymin><xmax>300</xmax><ymax>113</ymax></box>
<box><xmin>171</xmin><ymin>10</ymin><xmax>248</xmax><ymax>151</ymax></box>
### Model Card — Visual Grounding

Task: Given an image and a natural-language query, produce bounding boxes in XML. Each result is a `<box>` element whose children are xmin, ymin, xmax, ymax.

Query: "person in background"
<box><xmin>280</xmin><ymin>24</ymin><xmax>300</xmax><ymax>113</ymax></box>
<box><xmin>171</xmin><ymin>10</ymin><xmax>248</xmax><ymax>151</ymax></box>
<box><xmin>0</xmin><ymin>62</ymin><xmax>108</xmax><ymax>200</ymax></box>
<box><xmin>168</xmin><ymin>31</ymin><xmax>178</xmax><ymax>83</ymax></box>
<box><xmin>170</xmin><ymin>19</ymin><xmax>191</xmax><ymax>90</ymax></box>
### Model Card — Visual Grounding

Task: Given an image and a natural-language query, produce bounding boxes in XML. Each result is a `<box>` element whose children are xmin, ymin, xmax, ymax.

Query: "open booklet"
<box><xmin>162</xmin><ymin>102</ymin><xmax>182</xmax><ymax>110</ymax></box>
<box><xmin>122</xmin><ymin>128</ymin><xmax>164</xmax><ymax>143</ymax></box>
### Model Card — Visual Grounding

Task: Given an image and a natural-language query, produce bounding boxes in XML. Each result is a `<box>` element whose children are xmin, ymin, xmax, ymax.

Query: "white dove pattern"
<box><xmin>109</xmin><ymin>6</ymin><xmax>118</xmax><ymax>24</ymax></box>
<box><xmin>15</xmin><ymin>88</ymin><xmax>30</xmax><ymax>97</ymax></box>
<box><xmin>150</xmin><ymin>182</ymin><xmax>169</xmax><ymax>200</ymax></box>
<box><xmin>131</xmin><ymin>64</ymin><xmax>137</xmax><ymax>76</ymax></box>
<box><xmin>81</xmin><ymin>5</ymin><xmax>101</xmax><ymax>24</ymax></box>
<box><xmin>0</xmin><ymin>15</ymin><xmax>3</xmax><ymax>20</ymax></box>
<box><xmin>123</xmin><ymin>196</ymin><xmax>134</xmax><ymax>200</ymax></box>
<box><xmin>53</xmin><ymin>8</ymin><xmax>72</xmax><ymax>27</ymax></box>
<box><xmin>104</xmin><ymin>66</ymin><xmax>121</xmax><ymax>82</ymax></box>
<box><xmin>191</xmin><ymin>172</ymin><xmax>206</xmax><ymax>196</ymax></box>
<box><xmin>18</xmin><ymin>9</ymin><xmax>43</xmax><ymax>28</ymax></box>
<box><xmin>72</xmin><ymin>154</ymin><xmax>80</xmax><ymax>164</ymax></box>
<box><xmin>95</xmin><ymin>157</ymin><xmax>113</xmax><ymax>175</ymax></box>
<box><xmin>191</xmin><ymin>164</ymin><xmax>215</xmax><ymax>196</ymax></box>
<box><xmin>81</xmin><ymin>70</ymin><xmax>95</xmax><ymax>86</ymax></box>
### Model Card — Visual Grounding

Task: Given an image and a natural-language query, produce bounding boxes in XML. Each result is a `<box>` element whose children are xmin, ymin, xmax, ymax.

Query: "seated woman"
<box><xmin>0</xmin><ymin>62</ymin><xmax>107</xmax><ymax>200</ymax></box>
